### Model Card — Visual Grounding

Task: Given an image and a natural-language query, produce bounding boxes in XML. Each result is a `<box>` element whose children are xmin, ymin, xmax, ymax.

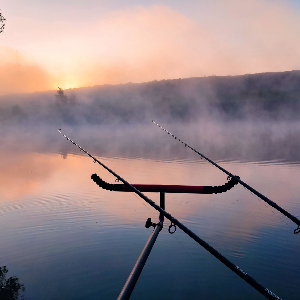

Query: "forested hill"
<box><xmin>1</xmin><ymin>70</ymin><xmax>300</xmax><ymax>125</ymax></box>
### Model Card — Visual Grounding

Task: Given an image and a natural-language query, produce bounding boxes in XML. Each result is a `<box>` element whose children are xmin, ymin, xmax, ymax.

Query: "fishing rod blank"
<box><xmin>152</xmin><ymin>120</ymin><xmax>300</xmax><ymax>232</ymax></box>
<box><xmin>58</xmin><ymin>129</ymin><xmax>282</xmax><ymax>300</ymax></box>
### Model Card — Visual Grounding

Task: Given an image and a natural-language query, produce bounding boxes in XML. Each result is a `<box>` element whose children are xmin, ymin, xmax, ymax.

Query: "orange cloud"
<box><xmin>59</xmin><ymin>2</ymin><xmax>300</xmax><ymax>87</ymax></box>
<box><xmin>61</xmin><ymin>5</ymin><xmax>215</xmax><ymax>86</ymax></box>
<box><xmin>2</xmin><ymin>1</ymin><xmax>300</xmax><ymax>93</ymax></box>
<box><xmin>0</xmin><ymin>47</ymin><xmax>55</xmax><ymax>95</ymax></box>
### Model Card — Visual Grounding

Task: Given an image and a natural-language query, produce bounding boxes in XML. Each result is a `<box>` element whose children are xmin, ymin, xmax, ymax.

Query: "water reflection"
<box><xmin>1</xmin><ymin>120</ymin><xmax>300</xmax><ymax>163</ymax></box>
<box><xmin>0</xmin><ymin>123</ymin><xmax>300</xmax><ymax>299</ymax></box>
<box><xmin>0</xmin><ymin>153</ymin><xmax>61</xmax><ymax>199</ymax></box>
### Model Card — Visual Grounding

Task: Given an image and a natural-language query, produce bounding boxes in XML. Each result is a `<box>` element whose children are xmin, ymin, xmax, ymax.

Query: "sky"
<box><xmin>1</xmin><ymin>0</ymin><xmax>300</xmax><ymax>95</ymax></box>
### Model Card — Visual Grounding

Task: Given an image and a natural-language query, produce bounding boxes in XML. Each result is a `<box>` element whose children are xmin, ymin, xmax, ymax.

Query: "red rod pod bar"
<box><xmin>91</xmin><ymin>174</ymin><xmax>239</xmax><ymax>194</ymax></box>
<box><xmin>58</xmin><ymin>130</ymin><xmax>283</xmax><ymax>299</ymax></box>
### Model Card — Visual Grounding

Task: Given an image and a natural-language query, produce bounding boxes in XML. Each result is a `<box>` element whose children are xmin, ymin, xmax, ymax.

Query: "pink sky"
<box><xmin>1</xmin><ymin>0</ymin><xmax>300</xmax><ymax>95</ymax></box>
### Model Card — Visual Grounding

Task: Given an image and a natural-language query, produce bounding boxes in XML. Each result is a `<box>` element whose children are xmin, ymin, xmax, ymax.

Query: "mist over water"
<box><xmin>1</xmin><ymin>70</ymin><xmax>300</xmax><ymax>163</ymax></box>
<box><xmin>1</xmin><ymin>118</ymin><xmax>300</xmax><ymax>164</ymax></box>
<box><xmin>1</xmin><ymin>72</ymin><xmax>300</xmax><ymax>299</ymax></box>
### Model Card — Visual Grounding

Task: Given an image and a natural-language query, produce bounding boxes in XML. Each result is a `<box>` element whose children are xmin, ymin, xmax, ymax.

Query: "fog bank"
<box><xmin>0</xmin><ymin>70</ymin><xmax>300</xmax><ymax>126</ymax></box>
<box><xmin>0</xmin><ymin>71</ymin><xmax>300</xmax><ymax>163</ymax></box>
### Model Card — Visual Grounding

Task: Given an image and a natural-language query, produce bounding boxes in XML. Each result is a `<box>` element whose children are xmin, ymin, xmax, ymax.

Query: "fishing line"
<box><xmin>173</xmin><ymin>232</ymin><xmax>193</xmax><ymax>260</ymax></box>
<box><xmin>132</xmin><ymin>192</ymin><xmax>152</xmax><ymax>212</ymax></box>
<box><xmin>59</xmin><ymin>129</ymin><xmax>283</xmax><ymax>299</ymax></box>
<box><xmin>244</xmin><ymin>185</ymin><xmax>291</xmax><ymax>230</ymax></box>
<box><xmin>152</xmin><ymin>120</ymin><xmax>300</xmax><ymax>233</ymax></box>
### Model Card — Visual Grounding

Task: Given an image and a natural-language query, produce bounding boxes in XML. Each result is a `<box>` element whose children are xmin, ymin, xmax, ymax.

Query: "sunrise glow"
<box><xmin>1</xmin><ymin>0</ymin><xmax>300</xmax><ymax>95</ymax></box>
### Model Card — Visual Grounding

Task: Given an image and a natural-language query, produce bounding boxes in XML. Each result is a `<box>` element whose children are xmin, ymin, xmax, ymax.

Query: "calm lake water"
<box><xmin>0</xmin><ymin>122</ymin><xmax>300</xmax><ymax>299</ymax></box>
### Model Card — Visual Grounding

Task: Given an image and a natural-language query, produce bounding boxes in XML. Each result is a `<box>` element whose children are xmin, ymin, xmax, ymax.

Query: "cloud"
<box><xmin>0</xmin><ymin>47</ymin><xmax>54</xmax><ymax>95</ymax></box>
<box><xmin>204</xmin><ymin>0</ymin><xmax>300</xmax><ymax>72</ymax></box>
<box><xmin>2</xmin><ymin>1</ymin><xmax>300</xmax><ymax>92</ymax></box>
<box><xmin>59</xmin><ymin>1</ymin><xmax>300</xmax><ymax>87</ymax></box>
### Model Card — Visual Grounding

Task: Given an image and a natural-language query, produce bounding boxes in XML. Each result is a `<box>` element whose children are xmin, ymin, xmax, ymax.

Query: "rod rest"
<box><xmin>91</xmin><ymin>173</ymin><xmax>239</xmax><ymax>194</ymax></box>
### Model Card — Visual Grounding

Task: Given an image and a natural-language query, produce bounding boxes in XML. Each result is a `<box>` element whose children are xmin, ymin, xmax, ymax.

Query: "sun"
<box><xmin>52</xmin><ymin>76</ymin><xmax>85</xmax><ymax>90</ymax></box>
<box><xmin>61</xmin><ymin>80</ymin><xmax>82</xmax><ymax>90</ymax></box>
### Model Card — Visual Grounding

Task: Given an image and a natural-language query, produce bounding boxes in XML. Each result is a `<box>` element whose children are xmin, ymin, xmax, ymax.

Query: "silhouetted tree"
<box><xmin>56</xmin><ymin>87</ymin><xmax>69</xmax><ymax>105</ymax></box>
<box><xmin>55</xmin><ymin>87</ymin><xmax>76</xmax><ymax>106</ymax></box>
<box><xmin>0</xmin><ymin>266</ymin><xmax>25</xmax><ymax>300</ymax></box>
<box><xmin>11</xmin><ymin>105</ymin><xmax>27</xmax><ymax>122</ymax></box>
<box><xmin>0</xmin><ymin>10</ymin><xmax>6</xmax><ymax>33</ymax></box>
<box><xmin>54</xmin><ymin>87</ymin><xmax>78</xmax><ymax>124</ymax></box>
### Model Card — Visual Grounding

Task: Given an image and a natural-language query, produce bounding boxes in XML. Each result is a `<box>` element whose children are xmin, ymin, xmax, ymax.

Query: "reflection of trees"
<box><xmin>0</xmin><ymin>266</ymin><xmax>25</xmax><ymax>300</ymax></box>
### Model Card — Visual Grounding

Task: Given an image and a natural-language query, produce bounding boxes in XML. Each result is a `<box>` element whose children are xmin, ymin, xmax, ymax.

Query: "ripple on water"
<box><xmin>1</xmin><ymin>152</ymin><xmax>300</xmax><ymax>300</ymax></box>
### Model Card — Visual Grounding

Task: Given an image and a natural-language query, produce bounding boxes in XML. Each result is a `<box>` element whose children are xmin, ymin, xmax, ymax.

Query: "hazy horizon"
<box><xmin>1</xmin><ymin>0</ymin><xmax>300</xmax><ymax>95</ymax></box>
<box><xmin>1</xmin><ymin>68</ymin><xmax>299</xmax><ymax>98</ymax></box>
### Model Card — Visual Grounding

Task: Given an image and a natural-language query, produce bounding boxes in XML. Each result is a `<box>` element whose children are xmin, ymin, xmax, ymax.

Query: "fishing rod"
<box><xmin>152</xmin><ymin>120</ymin><xmax>300</xmax><ymax>234</ymax></box>
<box><xmin>58</xmin><ymin>129</ymin><xmax>282</xmax><ymax>300</ymax></box>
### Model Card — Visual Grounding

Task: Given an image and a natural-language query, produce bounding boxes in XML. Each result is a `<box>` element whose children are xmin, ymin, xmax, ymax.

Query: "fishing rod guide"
<box><xmin>58</xmin><ymin>128</ymin><xmax>284</xmax><ymax>299</ymax></box>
